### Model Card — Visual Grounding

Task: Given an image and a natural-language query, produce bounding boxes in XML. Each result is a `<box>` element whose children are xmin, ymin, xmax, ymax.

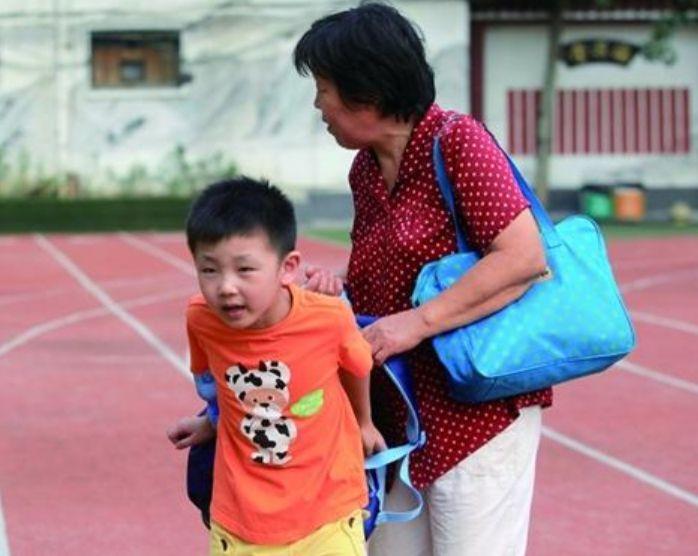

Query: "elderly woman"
<box><xmin>296</xmin><ymin>3</ymin><xmax>552</xmax><ymax>555</ymax></box>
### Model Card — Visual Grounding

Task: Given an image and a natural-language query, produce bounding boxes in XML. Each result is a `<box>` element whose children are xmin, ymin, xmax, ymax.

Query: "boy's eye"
<box><xmin>199</xmin><ymin>267</ymin><xmax>216</xmax><ymax>274</ymax></box>
<box><xmin>239</xmin><ymin>266</ymin><xmax>256</xmax><ymax>273</ymax></box>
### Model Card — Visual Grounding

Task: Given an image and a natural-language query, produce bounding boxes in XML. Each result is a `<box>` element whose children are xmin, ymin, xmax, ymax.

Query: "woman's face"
<box><xmin>313</xmin><ymin>76</ymin><xmax>382</xmax><ymax>149</ymax></box>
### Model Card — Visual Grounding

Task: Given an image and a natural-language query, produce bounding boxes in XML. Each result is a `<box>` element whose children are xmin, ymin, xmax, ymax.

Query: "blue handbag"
<box><xmin>411</xmin><ymin>135</ymin><xmax>636</xmax><ymax>403</ymax></box>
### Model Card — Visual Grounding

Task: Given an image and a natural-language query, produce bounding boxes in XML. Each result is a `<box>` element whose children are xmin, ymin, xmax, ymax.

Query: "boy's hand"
<box><xmin>166</xmin><ymin>415</ymin><xmax>216</xmax><ymax>450</ymax></box>
<box><xmin>360</xmin><ymin>422</ymin><xmax>387</xmax><ymax>457</ymax></box>
<box><xmin>303</xmin><ymin>265</ymin><xmax>344</xmax><ymax>296</ymax></box>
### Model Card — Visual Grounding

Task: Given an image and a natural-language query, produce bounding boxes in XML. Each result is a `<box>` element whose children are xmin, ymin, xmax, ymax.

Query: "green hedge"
<box><xmin>0</xmin><ymin>197</ymin><xmax>193</xmax><ymax>233</ymax></box>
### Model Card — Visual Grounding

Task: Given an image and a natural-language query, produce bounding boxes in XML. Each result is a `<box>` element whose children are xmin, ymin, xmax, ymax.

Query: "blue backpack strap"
<box><xmin>355</xmin><ymin>315</ymin><xmax>425</xmax><ymax>531</ymax></box>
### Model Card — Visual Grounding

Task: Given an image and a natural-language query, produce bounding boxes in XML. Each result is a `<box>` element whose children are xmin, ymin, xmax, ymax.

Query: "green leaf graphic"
<box><xmin>290</xmin><ymin>389</ymin><xmax>324</xmax><ymax>417</ymax></box>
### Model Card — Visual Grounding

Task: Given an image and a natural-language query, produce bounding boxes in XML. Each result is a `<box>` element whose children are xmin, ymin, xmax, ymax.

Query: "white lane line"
<box><xmin>616</xmin><ymin>360</ymin><xmax>698</xmax><ymax>395</ymax></box>
<box><xmin>631</xmin><ymin>311</ymin><xmax>698</xmax><ymax>336</ymax></box>
<box><xmin>620</xmin><ymin>268</ymin><xmax>698</xmax><ymax>293</ymax></box>
<box><xmin>0</xmin><ymin>289</ymin><xmax>190</xmax><ymax>359</ymax></box>
<box><xmin>34</xmin><ymin>235</ymin><xmax>190</xmax><ymax>379</ymax></box>
<box><xmin>0</xmin><ymin>491</ymin><xmax>9</xmax><ymax>556</ymax></box>
<box><xmin>120</xmin><ymin>233</ymin><xmax>194</xmax><ymax>277</ymax></box>
<box><xmin>0</xmin><ymin>274</ymin><xmax>181</xmax><ymax>308</ymax></box>
<box><xmin>542</xmin><ymin>426</ymin><xmax>698</xmax><ymax>507</ymax></box>
<box><xmin>614</xmin><ymin>257</ymin><xmax>698</xmax><ymax>271</ymax></box>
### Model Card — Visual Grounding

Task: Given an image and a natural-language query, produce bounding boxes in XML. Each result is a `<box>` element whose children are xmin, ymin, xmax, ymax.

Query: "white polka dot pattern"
<box><xmin>345</xmin><ymin>104</ymin><xmax>552</xmax><ymax>489</ymax></box>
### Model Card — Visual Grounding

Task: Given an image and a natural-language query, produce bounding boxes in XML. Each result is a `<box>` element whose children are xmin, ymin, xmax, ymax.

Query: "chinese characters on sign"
<box><xmin>559</xmin><ymin>39</ymin><xmax>640</xmax><ymax>67</ymax></box>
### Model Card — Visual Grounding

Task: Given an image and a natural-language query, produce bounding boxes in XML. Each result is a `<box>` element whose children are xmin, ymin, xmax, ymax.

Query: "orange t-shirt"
<box><xmin>186</xmin><ymin>284</ymin><xmax>372</xmax><ymax>545</ymax></box>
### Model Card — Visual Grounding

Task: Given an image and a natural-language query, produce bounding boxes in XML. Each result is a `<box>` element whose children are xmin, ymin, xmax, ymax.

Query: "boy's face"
<box><xmin>193</xmin><ymin>231</ymin><xmax>300</xmax><ymax>330</ymax></box>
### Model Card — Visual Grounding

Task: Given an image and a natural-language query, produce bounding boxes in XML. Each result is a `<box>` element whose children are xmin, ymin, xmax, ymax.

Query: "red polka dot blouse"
<box><xmin>346</xmin><ymin>104</ymin><xmax>553</xmax><ymax>489</ymax></box>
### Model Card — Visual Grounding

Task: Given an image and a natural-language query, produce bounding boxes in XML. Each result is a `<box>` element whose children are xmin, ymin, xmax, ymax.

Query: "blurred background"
<box><xmin>0</xmin><ymin>0</ymin><xmax>695</xmax><ymax>232</ymax></box>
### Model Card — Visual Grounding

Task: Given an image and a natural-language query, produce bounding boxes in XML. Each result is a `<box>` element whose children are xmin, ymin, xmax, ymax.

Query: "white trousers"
<box><xmin>368</xmin><ymin>406</ymin><xmax>542</xmax><ymax>556</ymax></box>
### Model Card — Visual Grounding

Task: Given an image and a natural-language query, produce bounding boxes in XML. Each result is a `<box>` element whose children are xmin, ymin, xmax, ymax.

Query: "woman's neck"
<box><xmin>371</xmin><ymin>118</ymin><xmax>416</xmax><ymax>191</ymax></box>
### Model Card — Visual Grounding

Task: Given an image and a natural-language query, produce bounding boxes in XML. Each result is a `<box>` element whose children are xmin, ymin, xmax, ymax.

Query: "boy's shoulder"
<box><xmin>294</xmin><ymin>287</ymin><xmax>353</xmax><ymax>323</ymax></box>
<box><xmin>186</xmin><ymin>294</ymin><xmax>216</xmax><ymax>324</ymax></box>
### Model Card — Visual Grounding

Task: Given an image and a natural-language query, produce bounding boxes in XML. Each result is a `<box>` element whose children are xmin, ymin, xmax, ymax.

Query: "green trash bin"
<box><xmin>580</xmin><ymin>186</ymin><xmax>614</xmax><ymax>220</ymax></box>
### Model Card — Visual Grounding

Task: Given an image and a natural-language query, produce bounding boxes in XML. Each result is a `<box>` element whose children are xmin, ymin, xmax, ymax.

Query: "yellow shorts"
<box><xmin>210</xmin><ymin>509</ymin><xmax>366</xmax><ymax>556</ymax></box>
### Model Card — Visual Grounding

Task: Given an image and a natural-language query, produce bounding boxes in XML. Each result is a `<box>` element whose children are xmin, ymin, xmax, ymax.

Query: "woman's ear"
<box><xmin>280</xmin><ymin>250</ymin><xmax>301</xmax><ymax>286</ymax></box>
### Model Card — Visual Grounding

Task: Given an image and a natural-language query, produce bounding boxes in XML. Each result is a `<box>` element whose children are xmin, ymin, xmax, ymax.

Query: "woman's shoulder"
<box><xmin>437</xmin><ymin>112</ymin><xmax>505</xmax><ymax>164</ymax></box>
<box><xmin>438</xmin><ymin>111</ymin><xmax>490</xmax><ymax>144</ymax></box>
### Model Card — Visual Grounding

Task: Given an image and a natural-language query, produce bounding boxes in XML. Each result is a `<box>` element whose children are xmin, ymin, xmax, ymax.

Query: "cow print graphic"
<box><xmin>225</xmin><ymin>361</ymin><xmax>297</xmax><ymax>465</ymax></box>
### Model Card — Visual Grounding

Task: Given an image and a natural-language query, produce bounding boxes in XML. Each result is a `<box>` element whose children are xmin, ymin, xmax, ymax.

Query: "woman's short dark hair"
<box><xmin>186</xmin><ymin>176</ymin><xmax>296</xmax><ymax>257</ymax></box>
<box><xmin>294</xmin><ymin>1</ymin><xmax>435</xmax><ymax>122</ymax></box>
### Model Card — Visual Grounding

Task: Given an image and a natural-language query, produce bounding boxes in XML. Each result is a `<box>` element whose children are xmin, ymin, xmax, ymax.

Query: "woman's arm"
<box><xmin>362</xmin><ymin>209</ymin><xmax>547</xmax><ymax>364</ymax></box>
<box><xmin>303</xmin><ymin>264</ymin><xmax>346</xmax><ymax>296</ymax></box>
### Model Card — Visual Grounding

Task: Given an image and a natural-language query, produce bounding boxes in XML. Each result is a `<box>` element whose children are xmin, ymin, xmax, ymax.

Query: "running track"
<box><xmin>0</xmin><ymin>232</ymin><xmax>696</xmax><ymax>555</ymax></box>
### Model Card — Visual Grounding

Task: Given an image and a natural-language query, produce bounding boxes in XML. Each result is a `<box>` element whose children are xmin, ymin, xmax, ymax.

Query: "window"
<box><xmin>507</xmin><ymin>88</ymin><xmax>691</xmax><ymax>155</ymax></box>
<box><xmin>91</xmin><ymin>31</ymin><xmax>180</xmax><ymax>88</ymax></box>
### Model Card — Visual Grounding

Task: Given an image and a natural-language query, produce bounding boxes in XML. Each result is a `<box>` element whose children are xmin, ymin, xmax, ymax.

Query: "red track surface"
<box><xmin>0</xmin><ymin>232</ymin><xmax>696</xmax><ymax>555</ymax></box>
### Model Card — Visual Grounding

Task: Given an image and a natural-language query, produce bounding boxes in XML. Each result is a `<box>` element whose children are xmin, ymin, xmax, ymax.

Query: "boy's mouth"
<box><xmin>221</xmin><ymin>303</ymin><xmax>245</xmax><ymax>318</ymax></box>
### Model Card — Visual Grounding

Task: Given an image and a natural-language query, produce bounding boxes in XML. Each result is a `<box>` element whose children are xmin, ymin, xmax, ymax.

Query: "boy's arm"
<box><xmin>166</xmin><ymin>373</ymin><xmax>218</xmax><ymax>449</ymax></box>
<box><xmin>167</xmin><ymin>308</ymin><xmax>218</xmax><ymax>449</ymax></box>
<box><xmin>167</xmin><ymin>413</ymin><xmax>215</xmax><ymax>449</ymax></box>
<box><xmin>340</xmin><ymin>370</ymin><xmax>386</xmax><ymax>456</ymax></box>
<box><xmin>336</xmin><ymin>301</ymin><xmax>386</xmax><ymax>455</ymax></box>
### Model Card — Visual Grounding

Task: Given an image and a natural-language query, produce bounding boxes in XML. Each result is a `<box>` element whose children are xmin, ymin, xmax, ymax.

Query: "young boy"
<box><xmin>167</xmin><ymin>177</ymin><xmax>383</xmax><ymax>555</ymax></box>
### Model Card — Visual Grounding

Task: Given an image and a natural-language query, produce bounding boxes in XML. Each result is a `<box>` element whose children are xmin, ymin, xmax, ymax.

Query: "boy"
<box><xmin>167</xmin><ymin>177</ymin><xmax>383</xmax><ymax>555</ymax></box>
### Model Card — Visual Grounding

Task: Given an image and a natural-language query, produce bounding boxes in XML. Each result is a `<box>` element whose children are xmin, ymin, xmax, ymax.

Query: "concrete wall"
<box><xmin>482</xmin><ymin>23</ymin><xmax>698</xmax><ymax>192</ymax></box>
<box><xmin>0</xmin><ymin>0</ymin><xmax>469</xmax><ymax>199</ymax></box>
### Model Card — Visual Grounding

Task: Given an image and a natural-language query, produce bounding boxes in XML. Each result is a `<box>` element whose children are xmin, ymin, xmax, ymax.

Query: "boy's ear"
<box><xmin>279</xmin><ymin>250</ymin><xmax>301</xmax><ymax>286</ymax></box>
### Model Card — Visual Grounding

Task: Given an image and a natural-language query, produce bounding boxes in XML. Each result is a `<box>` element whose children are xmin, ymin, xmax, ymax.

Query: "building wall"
<box><xmin>482</xmin><ymin>23</ymin><xmax>698</xmax><ymax>191</ymax></box>
<box><xmin>0</xmin><ymin>0</ymin><xmax>468</xmax><ymax>198</ymax></box>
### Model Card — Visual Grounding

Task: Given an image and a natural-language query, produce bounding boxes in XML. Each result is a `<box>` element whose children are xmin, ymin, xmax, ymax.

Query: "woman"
<box><xmin>296</xmin><ymin>3</ymin><xmax>552</xmax><ymax>555</ymax></box>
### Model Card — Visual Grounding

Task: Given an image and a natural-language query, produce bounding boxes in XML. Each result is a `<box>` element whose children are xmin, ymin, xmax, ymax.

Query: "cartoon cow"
<box><xmin>225</xmin><ymin>360</ymin><xmax>297</xmax><ymax>465</ymax></box>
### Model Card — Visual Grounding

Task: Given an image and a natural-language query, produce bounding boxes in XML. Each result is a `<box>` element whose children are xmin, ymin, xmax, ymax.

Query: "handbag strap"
<box><xmin>432</xmin><ymin>136</ymin><xmax>471</xmax><ymax>254</ymax></box>
<box><xmin>433</xmin><ymin>127</ymin><xmax>561</xmax><ymax>251</ymax></box>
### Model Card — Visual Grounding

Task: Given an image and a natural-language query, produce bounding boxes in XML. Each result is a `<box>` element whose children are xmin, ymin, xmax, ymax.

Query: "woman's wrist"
<box><xmin>414</xmin><ymin>303</ymin><xmax>439</xmax><ymax>338</ymax></box>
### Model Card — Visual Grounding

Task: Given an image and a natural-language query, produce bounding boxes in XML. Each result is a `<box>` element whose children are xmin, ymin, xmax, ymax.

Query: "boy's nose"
<box><xmin>219</xmin><ymin>276</ymin><xmax>239</xmax><ymax>295</ymax></box>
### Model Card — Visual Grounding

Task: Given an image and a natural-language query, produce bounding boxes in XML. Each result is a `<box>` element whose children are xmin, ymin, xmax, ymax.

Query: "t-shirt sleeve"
<box><xmin>186</xmin><ymin>307</ymin><xmax>209</xmax><ymax>375</ymax></box>
<box><xmin>336</xmin><ymin>303</ymin><xmax>373</xmax><ymax>377</ymax></box>
<box><xmin>439</xmin><ymin>116</ymin><xmax>530</xmax><ymax>254</ymax></box>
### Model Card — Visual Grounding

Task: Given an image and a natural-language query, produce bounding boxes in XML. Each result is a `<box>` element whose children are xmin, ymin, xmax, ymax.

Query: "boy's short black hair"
<box><xmin>293</xmin><ymin>1</ymin><xmax>435</xmax><ymax>122</ymax></box>
<box><xmin>186</xmin><ymin>176</ymin><xmax>296</xmax><ymax>257</ymax></box>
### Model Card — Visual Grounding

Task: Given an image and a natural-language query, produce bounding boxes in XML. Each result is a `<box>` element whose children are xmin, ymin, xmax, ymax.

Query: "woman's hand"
<box><xmin>166</xmin><ymin>414</ymin><xmax>216</xmax><ymax>450</ymax></box>
<box><xmin>360</xmin><ymin>421</ymin><xmax>387</xmax><ymax>457</ymax></box>
<box><xmin>303</xmin><ymin>265</ymin><xmax>344</xmax><ymax>296</ymax></box>
<box><xmin>362</xmin><ymin>309</ymin><xmax>429</xmax><ymax>365</ymax></box>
